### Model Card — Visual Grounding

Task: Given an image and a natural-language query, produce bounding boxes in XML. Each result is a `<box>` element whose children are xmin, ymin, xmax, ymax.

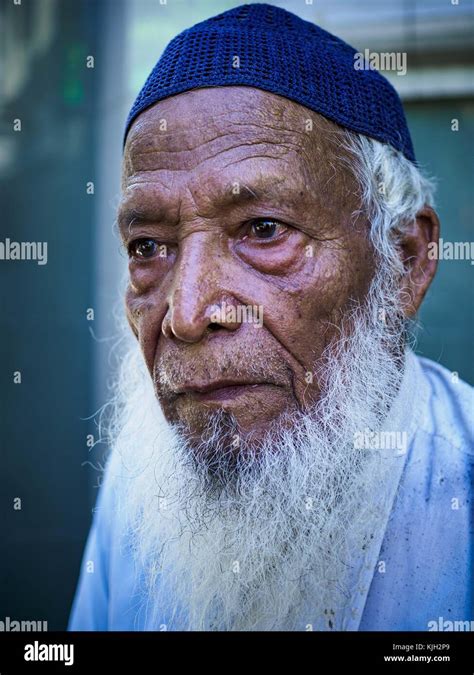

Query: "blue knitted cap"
<box><xmin>125</xmin><ymin>3</ymin><xmax>415</xmax><ymax>162</ymax></box>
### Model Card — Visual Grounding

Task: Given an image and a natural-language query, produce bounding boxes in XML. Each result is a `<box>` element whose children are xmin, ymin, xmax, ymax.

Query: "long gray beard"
<box><xmin>106</xmin><ymin>265</ymin><xmax>406</xmax><ymax>631</ymax></box>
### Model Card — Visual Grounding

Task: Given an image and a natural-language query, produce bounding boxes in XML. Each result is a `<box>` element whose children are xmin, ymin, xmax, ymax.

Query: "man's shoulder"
<box><xmin>414</xmin><ymin>354</ymin><xmax>473</xmax><ymax>457</ymax></box>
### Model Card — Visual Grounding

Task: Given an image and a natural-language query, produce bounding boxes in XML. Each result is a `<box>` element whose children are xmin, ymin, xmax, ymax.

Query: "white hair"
<box><xmin>342</xmin><ymin>133</ymin><xmax>435</xmax><ymax>278</ymax></box>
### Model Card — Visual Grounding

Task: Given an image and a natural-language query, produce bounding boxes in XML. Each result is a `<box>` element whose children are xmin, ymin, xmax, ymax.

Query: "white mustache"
<box><xmin>154</xmin><ymin>350</ymin><xmax>292</xmax><ymax>399</ymax></box>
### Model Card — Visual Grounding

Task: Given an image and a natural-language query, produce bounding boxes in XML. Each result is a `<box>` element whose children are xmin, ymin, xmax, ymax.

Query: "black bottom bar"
<box><xmin>0</xmin><ymin>631</ymin><xmax>471</xmax><ymax>673</ymax></box>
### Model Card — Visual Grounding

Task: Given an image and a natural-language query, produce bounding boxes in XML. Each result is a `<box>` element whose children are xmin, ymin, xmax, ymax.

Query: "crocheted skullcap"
<box><xmin>124</xmin><ymin>3</ymin><xmax>415</xmax><ymax>162</ymax></box>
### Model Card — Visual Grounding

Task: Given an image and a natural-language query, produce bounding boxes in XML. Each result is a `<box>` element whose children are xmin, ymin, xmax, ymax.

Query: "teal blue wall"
<box><xmin>0</xmin><ymin>0</ymin><xmax>105</xmax><ymax>630</ymax></box>
<box><xmin>406</xmin><ymin>99</ymin><xmax>474</xmax><ymax>384</ymax></box>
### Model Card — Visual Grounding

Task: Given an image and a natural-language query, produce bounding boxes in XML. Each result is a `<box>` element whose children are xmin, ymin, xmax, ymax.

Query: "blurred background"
<box><xmin>1</xmin><ymin>0</ymin><xmax>473</xmax><ymax>630</ymax></box>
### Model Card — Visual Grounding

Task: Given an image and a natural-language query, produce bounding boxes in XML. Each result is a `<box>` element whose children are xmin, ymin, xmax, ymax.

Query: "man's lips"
<box><xmin>174</xmin><ymin>380</ymin><xmax>274</xmax><ymax>402</ymax></box>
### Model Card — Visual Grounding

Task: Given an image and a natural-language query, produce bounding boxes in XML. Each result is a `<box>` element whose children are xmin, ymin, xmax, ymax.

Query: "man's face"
<box><xmin>119</xmin><ymin>86</ymin><xmax>376</xmax><ymax>442</ymax></box>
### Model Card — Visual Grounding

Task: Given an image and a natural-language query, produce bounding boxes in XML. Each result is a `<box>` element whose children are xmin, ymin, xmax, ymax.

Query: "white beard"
<box><xmin>105</xmin><ymin>266</ymin><xmax>407</xmax><ymax>631</ymax></box>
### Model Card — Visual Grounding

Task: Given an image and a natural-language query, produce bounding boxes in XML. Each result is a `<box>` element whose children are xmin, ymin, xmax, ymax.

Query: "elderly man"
<box><xmin>69</xmin><ymin>4</ymin><xmax>473</xmax><ymax>631</ymax></box>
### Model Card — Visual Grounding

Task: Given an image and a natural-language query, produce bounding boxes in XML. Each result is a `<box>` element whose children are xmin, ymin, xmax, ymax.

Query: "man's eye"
<box><xmin>128</xmin><ymin>238</ymin><xmax>158</xmax><ymax>259</ymax></box>
<box><xmin>248</xmin><ymin>219</ymin><xmax>286</xmax><ymax>240</ymax></box>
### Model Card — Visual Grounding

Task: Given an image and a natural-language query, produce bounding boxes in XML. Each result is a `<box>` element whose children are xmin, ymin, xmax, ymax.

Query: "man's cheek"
<box><xmin>125</xmin><ymin>304</ymin><xmax>139</xmax><ymax>339</ymax></box>
<box><xmin>125</xmin><ymin>291</ymin><xmax>166</xmax><ymax>374</ymax></box>
<box><xmin>127</xmin><ymin>252</ymin><xmax>175</xmax><ymax>292</ymax></box>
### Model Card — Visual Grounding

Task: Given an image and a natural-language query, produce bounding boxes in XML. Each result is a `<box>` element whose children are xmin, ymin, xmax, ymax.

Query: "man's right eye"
<box><xmin>128</xmin><ymin>238</ymin><xmax>158</xmax><ymax>259</ymax></box>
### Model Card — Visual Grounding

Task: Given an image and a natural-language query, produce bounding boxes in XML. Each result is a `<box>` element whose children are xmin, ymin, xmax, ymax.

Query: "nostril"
<box><xmin>208</xmin><ymin>322</ymin><xmax>222</xmax><ymax>332</ymax></box>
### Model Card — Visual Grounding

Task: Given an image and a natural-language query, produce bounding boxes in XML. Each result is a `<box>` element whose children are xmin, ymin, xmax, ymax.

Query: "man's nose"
<box><xmin>161</xmin><ymin>233</ymin><xmax>240</xmax><ymax>343</ymax></box>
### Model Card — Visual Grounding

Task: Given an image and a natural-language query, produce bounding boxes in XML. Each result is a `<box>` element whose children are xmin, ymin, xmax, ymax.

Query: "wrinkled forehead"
<box><xmin>122</xmin><ymin>86</ymin><xmax>348</xmax><ymax>183</ymax></box>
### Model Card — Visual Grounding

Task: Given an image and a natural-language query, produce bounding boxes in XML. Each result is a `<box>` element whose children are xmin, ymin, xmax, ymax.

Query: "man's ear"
<box><xmin>398</xmin><ymin>206</ymin><xmax>440</xmax><ymax>318</ymax></box>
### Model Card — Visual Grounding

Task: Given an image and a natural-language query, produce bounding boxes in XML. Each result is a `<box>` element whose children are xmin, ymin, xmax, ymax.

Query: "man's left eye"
<box><xmin>248</xmin><ymin>219</ymin><xmax>286</xmax><ymax>240</ymax></box>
